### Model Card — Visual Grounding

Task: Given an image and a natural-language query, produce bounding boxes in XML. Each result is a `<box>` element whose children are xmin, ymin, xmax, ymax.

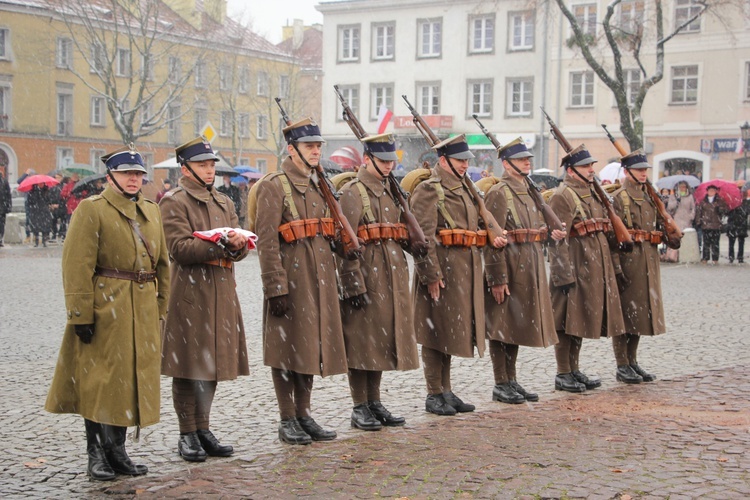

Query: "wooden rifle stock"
<box><xmin>540</xmin><ymin>108</ymin><xmax>633</xmax><ymax>251</ymax></box>
<box><xmin>274</xmin><ymin>98</ymin><xmax>361</xmax><ymax>259</ymax></box>
<box><xmin>333</xmin><ymin>86</ymin><xmax>428</xmax><ymax>257</ymax></box>
<box><xmin>472</xmin><ymin>114</ymin><xmax>564</xmax><ymax>232</ymax></box>
<box><xmin>403</xmin><ymin>96</ymin><xmax>506</xmax><ymax>247</ymax></box>
<box><xmin>601</xmin><ymin>125</ymin><xmax>683</xmax><ymax>247</ymax></box>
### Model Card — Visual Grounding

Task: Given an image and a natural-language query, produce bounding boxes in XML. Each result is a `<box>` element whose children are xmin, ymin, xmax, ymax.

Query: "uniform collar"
<box><xmin>435</xmin><ymin>164</ymin><xmax>463</xmax><ymax>190</ymax></box>
<box><xmin>179</xmin><ymin>176</ymin><xmax>226</xmax><ymax>206</ymax></box>
<box><xmin>500</xmin><ymin>171</ymin><xmax>527</xmax><ymax>190</ymax></box>
<box><xmin>101</xmin><ymin>185</ymin><xmax>152</xmax><ymax>222</ymax></box>
<box><xmin>623</xmin><ymin>178</ymin><xmax>647</xmax><ymax>201</ymax></box>
<box><xmin>564</xmin><ymin>173</ymin><xmax>591</xmax><ymax>189</ymax></box>
<box><xmin>357</xmin><ymin>167</ymin><xmax>387</xmax><ymax>197</ymax></box>
<box><xmin>281</xmin><ymin>156</ymin><xmax>314</xmax><ymax>194</ymax></box>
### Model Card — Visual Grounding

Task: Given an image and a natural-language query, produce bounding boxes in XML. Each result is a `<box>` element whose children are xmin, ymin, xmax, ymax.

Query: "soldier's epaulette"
<box><xmin>162</xmin><ymin>187</ymin><xmax>183</xmax><ymax>199</ymax></box>
<box><xmin>87</xmin><ymin>194</ymin><xmax>104</xmax><ymax>202</ymax></box>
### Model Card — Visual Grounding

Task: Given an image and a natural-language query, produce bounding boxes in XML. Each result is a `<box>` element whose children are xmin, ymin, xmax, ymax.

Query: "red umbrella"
<box><xmin>18</xmin><ymin>174</ymin><xmax>60</xmax><ymax>193</ymax></box>
<box><xmin>694</xmin><ymin>179</ymin><xmax>742</xmax><ymax>210</ymax></box>
<box><xmin>329</xmin><ymin>146</ymin><xmax>362</xmax><ymax>171</ymax></box>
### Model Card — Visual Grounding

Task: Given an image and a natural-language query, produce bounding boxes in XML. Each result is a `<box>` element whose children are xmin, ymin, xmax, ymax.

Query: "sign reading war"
<box><xmin>712</xmin><ymin>138</ymin><xmax>739</xmax><ymax>153</ymax></box>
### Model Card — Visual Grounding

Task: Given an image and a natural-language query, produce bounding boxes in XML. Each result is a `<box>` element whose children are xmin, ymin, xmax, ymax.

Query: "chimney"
<box><xmin>293</xmin><ymin>19</ymin><xmax>304</xmax><ymax>50</ymax></box>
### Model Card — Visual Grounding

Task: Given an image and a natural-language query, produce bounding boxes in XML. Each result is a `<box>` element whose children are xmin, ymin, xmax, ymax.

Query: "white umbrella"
<box><xmin>532</xmin><ymin>168</ymin><xmax>553</xmax><ymax>174</ymax></box>
<box><xmin>153</xmin><ymin>152</ymin><xmax>232</xmax><ymax>169</ymax></box>
<box><xmin>598</xmin><ymin>162</ymin><xmax>625</xmax><ymax>183</ymax></box>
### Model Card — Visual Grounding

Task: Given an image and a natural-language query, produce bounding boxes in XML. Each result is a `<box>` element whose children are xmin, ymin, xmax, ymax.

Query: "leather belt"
<box><xmin>205</xmin><ymin>258</ymin><xmax>233</xmax><ymax>269</ymax></box>
<box><xmin>95</xmin><ymin>266</ymin><xmax>156</xmax><ymax>283</ymax></box>
<box><xmin>438</xmin><ymin>229</ymin><xmax>487</xmax><ymax>248</ymax></box>
<box><xmin>570</xmin><ymin>218</ymin><xmax>612</xmax><ymax>238</ymax></box>
<box><xmin>628</xmin><ymin>229</ymin><xmax>663</xmax><ymax>245</ymax></box>
<box><xmin>506</xmin><ymin>227</ymin><xmax>548</xmax><ymax>244</ymax></box>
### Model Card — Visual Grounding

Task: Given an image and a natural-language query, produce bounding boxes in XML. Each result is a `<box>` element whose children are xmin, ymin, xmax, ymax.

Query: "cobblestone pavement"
<box><xmin>0</xmin><ymin>240</ymin><xmax>748</xmax><ymax>498</ymax></box>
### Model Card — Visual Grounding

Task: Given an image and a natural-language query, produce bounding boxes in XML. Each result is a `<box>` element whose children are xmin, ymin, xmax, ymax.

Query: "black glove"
<box><xmin>558</xmin><ymin>282</ymin><xmax>576</xmax><ymax>295</ymax></box>
<box><xmin>346</xmin><ymin>293</ymin><xmax>371</xmax><ymax>310</ymax></box>
<box><xmin>616</xmin><ymin>273</ymin><xmax>630</xmax><ymax>294</ymax></box>
<box><xmin>268</xmin><ymin>295</ymin><xmax>289</xmax><ymax>317</ymax></box>
<box><xmin>74</xmin><ymin>324</ymin><xmax>95</xmax><ymax>344</ymax></box>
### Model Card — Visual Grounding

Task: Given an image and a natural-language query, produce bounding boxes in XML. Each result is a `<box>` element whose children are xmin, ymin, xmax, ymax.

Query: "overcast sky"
<box><xmin>226</xmin><ymin>0</ymin><xmax>324</xmax><ymax>43</ymax></box>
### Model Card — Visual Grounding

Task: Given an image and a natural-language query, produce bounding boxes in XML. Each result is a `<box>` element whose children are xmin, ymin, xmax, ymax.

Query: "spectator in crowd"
<box><xmin>27</xmin><ymin>184</ymin><xmax>53</xmax><ymax>247</ymax></box>
<box><xmin>667</xmin><ymin>182</ymin><xmax>696</xmax><ymax>231</ymax></box>
<box><xmin>726</xmin><ymin>192</ymin><xmax>749</xmax><ymax>264</ymax></box>
<box><xmin>695</xmin><ymin>184</ymin><xmax>728</xmax><ymax>264</ymax></box>
<box><xmin>0</xmin><ymin>166</ymin><xmax>11</xmax><ymax>247</ymax></box>
<box><xmin>49</xmin><ymin>173</ymin><xmax>70</xmax><ymax>243</ymax></box>
<box><xmin>216</xmin><ymin>174</ymin><xmax>241</xmax><ymax>220</ymax></box>
<box><xmin>155</xmin><ymin>179</ymin><xmax>172</xmax><ymax>203</ymax></box>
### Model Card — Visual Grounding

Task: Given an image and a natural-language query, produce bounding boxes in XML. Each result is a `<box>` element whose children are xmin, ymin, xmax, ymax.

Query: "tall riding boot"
<box><xmin>84</xmin><ymin>419</ymin><xmax>115</xmax><ymax>481</ymax></box>
<box><xmin>103</xmin><ymin>425</ymin><xmax>148</xmax><ymax>476</ymax></box>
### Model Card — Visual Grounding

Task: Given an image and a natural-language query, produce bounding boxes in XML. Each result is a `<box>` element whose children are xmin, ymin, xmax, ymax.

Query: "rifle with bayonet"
<box><xmin>333</xmin><ymin>86</ymin><xmax>428</xmax><ymax>257</ymax></box>
<box><xmin>274</xmin><ymin>97</ymin><xmax>361</xmax><ymax>260</ymax></box>
<box><xmin>472</xmin><ymin>114</ymin><xmax>565</xmax><ymax>233</ymax></box>
<box><xmin>540</xmin><ymin>107</ymin><xmax>634</xmax><ymax>252</ymax></box>
<box><xmin>601</xmin><ymin>124</ymin><xmax>682</xmax><ymax>248</ymax></box>
<box><xmin>402</xmin><ymin>95</ymin><xmax>506</xmax><ymax>247</ymax></box>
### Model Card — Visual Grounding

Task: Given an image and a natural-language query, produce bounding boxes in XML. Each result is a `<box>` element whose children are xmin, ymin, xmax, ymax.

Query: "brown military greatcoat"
<box><xmin>338</xmin><ymin>167</ymin><xmax>419</xmax><ymax>371</ymax></box>
<box><xmin>484</xmin><ymin>173</ymin><xmax>557</xmax><ymax>348</ymax></box>
<box><xmin>410</xmin><ymin>166</ymin><xmax>485</xmax><ymax>358</ymax></box>
<box><xmin>255</xmin><ymin>157</ymin><xmax>347</xmax><ymax>377</ymax></box>
<box><xmin>160</xmin><ymin>177</ymin><xmax>250</xmax><ymax>381</ymax></box>
<box><xmin>548</xmin><ymin>174</ymin><xmax>626</xmax><ymax>339</ymax></box>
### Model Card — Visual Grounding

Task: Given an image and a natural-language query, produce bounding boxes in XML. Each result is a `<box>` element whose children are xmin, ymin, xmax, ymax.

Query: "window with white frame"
<box><xmin>57</xmin><ymin>37</ymin><xmax>72</xmax><ymax>69</ymax></box>
<box><xmin>338</xmin><ymin>25</ymin><xmax>360</xmax><ymax>62</ymax></box>
<box><xmin>141</xmin><ymin>54</ymin><xmax>154</xmax><ymax>81</ymax></box>
<box><xmin>194</xmin><ymin>60</ymin><xmax>206</xmax><ymax>88</ymax></box>
<box><xmin>0</xmin><ymin>83</ymin><xmax>10</xmax><ymax>131</ymax></box>
<box><xmin>90</xmin><ymin>149</ymin><xmax>106</xmax><ymax>170</ymax></box>
<box><xmin>509</xmin><ymin>11</ymin><xmax>535</xmax><ymax>51</ymax></box>
<box><xmin>167</xmin><ymin>103</ymin><xmax>180</xmax><ymax>144</ymax></box>
<box><xmin>506</xmin><ymin>78</ymin><xmax>533</xmax><ymax>117</ymax></box>
<box><xmin>257</xmin><ymin>158</ymin><xmax>267</xmax><ymax>173</ymax></box>
<box><xmin>257</xmin><ymin>72</ymin><xmax>269</xmax><ymax>96</ymax></box>
<box><xmin>470</xmin><ymin>15</ymin><xmax>494</xmax><ymax>54</ymax></box>
<box><xmin>468</xmin><ymin>80</ymin><xmax>493</xmax><ymax>117</ymax></box>
<box><xmin>624</xmin><ymin>69</ymin><xmax>641</xmax><ymax>106</ymax></box>
<box><xmin>168</xmin><ymin>56</ymin><xmax>180</xmax><ymax>84</ymax></box>
<box><xmin>116</xmin><ymin>48</ymin><xmax>130</xmax><ymax>77</ymax></box>
<box><xmin>372</xmin><ymin>22</ymin><xmax>395</xmax><ymax>60</ymax></box>
<box><xmin>370</xmin><ymin>84</ymin><xmax>394</xmax><ymax>120</ymax></box>
<box><xmin>238</xmin><ymin>66</ymin><xmax>249</xmax><ymax>94</ymax></box>
<box><xmin>194</xmin><ymin>107</ymin><xmax>207</xmax><ymax>135</ymax></box>
<box><xmin>279</xmin><ymin>74</ymin><xmax>290</xmax><ymax>98</ymax></box>
<box><xmin>220</xmin><ymin>110</ymin><xmax>232</xmax><ymax>137</ymax></box>
<box><xmin>219</xmin><ymin>65</ymin><xmax>231</xmax><ymax>91</ymax></box>
<box><xmin>140</xmin><ymin>101</ymin><xmax>153</xmax><ymax>130</ymax></box>
<box><xmin>670</xmin><ymin>65</ymin><xmax>698</xmax><ymax>104</ymax></box>
<box><xmin>675</xmin><ymin>0</ymin><xmax>703</xmax><ymax>33</ymax></box>
<box><xmin>90</xmin><ymin>43</ymin><xmax>105</xmax><ymax>73</ymax></box>
<box><xmin>336</xmin><ymin>85</ymin><xmax>359</xmax><ymax>121</ymax></box>
<box><xmin>141</xmin><ymin>152</ymin><xmax>153</xmax><ymax>171</ymax></box>
<box><xmin>570</xmin><ymin>71</ymin><xmax>594</xmax><ymax>107</ymax></box>
<box><xmin>0</xmin><ymin>28</ymin><xmax>9</xmax><ymax>60</ymax></box>
<box><xmin>573</xmin><ymin>3</ymin><xmax>598</xmax><ymax>36</ymax></box>
<box><xmin>57</xmin><ymin>90</ymin><xmax>73</xmax><ymax>136</ymax></box>
<box><xmin>56</xmin><ymin>148</ymin><xmax>74</xmax><ymax>170</ymax></box>
<box><xmin>617</xmin><ymin>0</ymin><xmax>644</xmax><ymax>33</ymax></box>
<box><xmin>257</xmin><ymin>115</ymin><xmax>268</xmax><ymax>140</ymax></box>
<box><xmin>745</xmin><ymin>61</ymin><xmax>750</xmax><ymax>100</ymax></box>
<box><xmin>90</xmin><ymin>96</ymin><xmax>106</xmax><ymax>126</ymax></box>
<box><xmin>239</xmin><ymin>113</ymin><xmax>250</xmax><ymax>138</ymax></box>
<box><xmin>417</xmin><ymin>82</ymin><xmax>440</xmax><ymax>115</ymax></box>
<box><xmin>418</xmin><ymin>19</ymin><xmax>441</xmax><ymax>58</ymax></box>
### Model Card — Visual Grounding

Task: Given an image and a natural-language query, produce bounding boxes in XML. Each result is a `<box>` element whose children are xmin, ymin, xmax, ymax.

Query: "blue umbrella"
<box><xmin>231</xmin><ymin>166</ymin><xmax>260</xmax><ymax>184</ymax></box>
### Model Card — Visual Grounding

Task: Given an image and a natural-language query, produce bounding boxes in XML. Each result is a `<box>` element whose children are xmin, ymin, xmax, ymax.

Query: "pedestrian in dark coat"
<box><xmin>255</xmin><ymin>118</ymin><xmax>346</xmax><ymax>445</ymax></box>
<box><xmin>45</xmin><ymin>145</ymin><xmax>170</xmax><ymax>481</ymax></box>
<box><xmin>726</xmin><ymin>195</ymin><xmax>749</xmax><ymax>263</ymax></box>
<box><xmin>27</xmin><ymin>184</ymin><xmax>53</xmax><ymax>247</ymax></box>
<box><xmin>338</xmin><ymin>133</ymin><xmax>419</xmax><ymax>431</ymax></box>
<box><xmin>160</xmin><ymin>137</ymin><xmax>250</xmax><ymax>463</ymax></box>
<box><xmin>695</xmin><ymin>185</ymin><xmax>728</xmax><ymax>263</ymax></box>
<box><xmin>216</xmin><ymin>175</ymin><xmax>241</xmax><ymax>219</ymax></box>
<box><xmin>0</xmin><ymin>168</ymin><xmax>11</xmax><ymax>246</ymax></box>
<box><xmin>484</xmin><ymin>138</ymin><xmax>565</xmax><ymax>404</ymax></box>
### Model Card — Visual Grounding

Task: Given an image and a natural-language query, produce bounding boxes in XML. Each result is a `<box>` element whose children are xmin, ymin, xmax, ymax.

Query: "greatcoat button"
<box><xmin>139</xmin><ymin>284</ymin><xmax>144</xmax><ymax>289</ymax></box>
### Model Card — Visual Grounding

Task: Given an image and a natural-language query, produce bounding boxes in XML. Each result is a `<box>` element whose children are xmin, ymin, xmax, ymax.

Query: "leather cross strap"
<box><xmin>128</xmin><ymin>219</ymin><xmax>157</xmax><ymax>268</ymax></box>
<box><xmin>95</xmin><ymin>266</ymin><xmax>157</xmax><ymax>283</ymax></box>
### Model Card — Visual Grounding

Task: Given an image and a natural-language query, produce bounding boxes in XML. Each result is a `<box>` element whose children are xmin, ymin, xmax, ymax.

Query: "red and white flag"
<box><xmin>376</xmin><ymin>105</ymin><xmax>393</xmax><ymax>134</ymax></box>
<box><xmin>736</xmin><ymin>137</ymin><xmax>745</xmax><ymax>154</ymax></box>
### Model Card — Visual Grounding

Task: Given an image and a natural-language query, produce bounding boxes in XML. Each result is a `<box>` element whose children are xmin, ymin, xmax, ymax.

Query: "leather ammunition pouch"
<box><xmin>438</xmin><ymin>229</ymin><xmax>487</xmax><ymax>248</ymax></box>
<box><xmin>628</xmin><ymin>229</ymin><xmax>663</xmax><ymax>245</ymax></box>
<box><xmin>356</xmin><ymin>222</ymin><xmax>409</xmax><ymax>245</ymax></box>
<box><xmin>570</xmin><ymin>218</ymin><xmax>612</xmax><ymax>238</ymax></box>
<box><xmin>506</xmin><ymin>227</ymin><xmax>549</xmax><ymax>244</ymax></box>
<box><xmin>278</xmin><ymin>218</ymin><xmax>335</xmax><ymax>243</ymax></box>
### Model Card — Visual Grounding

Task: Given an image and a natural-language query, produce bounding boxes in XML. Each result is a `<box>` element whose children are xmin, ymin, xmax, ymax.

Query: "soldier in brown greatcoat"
<box><xmin>255</xmin><ymin>118</ymin><xmax>347</xmax><ymax>445</ymax></box>
<box><xmin>484</xmin><ymin>138</ymin><xmax>565</xmax><ymax>404</ymax></box>
<box><xmin>160</xmin><ymin>137</ymin><xmax>250</xmax><ymax>463</ymax></box>
<box><xmin>548</xmin><ymin>145</ymin><xmax>627</xmax><ymax>393</ymax></box>
<box><xmin>411</xmin><ymin>135</ymin><xmax>501</xmax><ymax>416</ymax></box>
<box><xmin>610</xmin><ymin>150</ymin><xmax>678</xmax><ymax>383</ymax></box>
<box><xmin>338</xmin><ymin>134</ymin><xmax>420</xmax><ymax>431</ymax></box>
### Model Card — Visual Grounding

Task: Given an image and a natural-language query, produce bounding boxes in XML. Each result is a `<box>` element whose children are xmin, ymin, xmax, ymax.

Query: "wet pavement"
<box><xmin>1</xmin><ymin>240</ymin><xmax>748</xmax><ymax>499</ymax></box>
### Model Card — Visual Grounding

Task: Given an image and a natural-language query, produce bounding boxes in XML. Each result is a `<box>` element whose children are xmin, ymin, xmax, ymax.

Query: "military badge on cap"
<box><xmin>100</xmin><ymin>143</ymin><xmax>147</xmax><ymax>173</ymax></box>
<box><xmin>432</xmin><ymin>134</ymin><xmax>475</xmax><ymax>160</ymax></box>
<box><xmin>362</xmin><ymin>133</ymin><xmax>398</xmax><ymax>161</ymax></box>
<box><xmin>282</xmin><ymin>118</ymin><xmax>325</xmax><ymax>144</ymax></box>
<box><xmin>561</xmin><ymin>144</ymin><xmax>597</xmax><ymax>169</ymax></box>
<box><xmin>620</xmin><ymin>149</ymin><xmax>650</xmax><ymax>169</ymax></box>
<box><xmin>498</xmin><ymin>137</ymin><xmax>534</xmax><ymax>161</ymax></box>
<box><xmin>175</xmin><ymin>136</ymin><xmax>220</xmax><ymax>164</ymax></box>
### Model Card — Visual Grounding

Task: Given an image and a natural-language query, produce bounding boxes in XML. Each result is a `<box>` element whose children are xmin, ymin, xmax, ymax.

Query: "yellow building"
<box><xmin>0</xmin><ymin>0</ymin><xmax>297</xmax><ymax>184</ymax></box>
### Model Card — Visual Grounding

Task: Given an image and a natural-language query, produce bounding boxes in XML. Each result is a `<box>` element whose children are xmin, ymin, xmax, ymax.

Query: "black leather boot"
<box><xmin>630</xmin><ymin>364</ymin><xmax>656</xmax><ymax>382</ymax></box>
<box><xmin>555</xmin><ymin>373</ymin><xmax>586</xmax><ymax>393</ymax></box>
<box><xmin>298</xmin><ymin>417</ymin><xmax>337</xmax><ymax>441</ymax></box>
<box><xmin>368</xmin><ymin>401</ymin><xmax>405</xmax><ymax>426</ymax></box>
<box><xmin>572</xmin><ymin>370</ymin><xmax>602</xmax><ymax>389</ymax></box>
<box><xmin>351</xmin><ymin>403</ymin><xmax>382</xmax><ymax>431</ymax></box>
<box><xmin>425</xmin><ymin>394</ymin><xmax>456</xmax><ymax>416</ymax></box>
<box><xmin>278</xmin><ymin>418</ymin><xmax>312</xmax><ymax>445</ymax></box>
<box><xmin>510</xmin><ymin>380</ymin><xmax>539</xmax><ymax>402</ymax></box>
<box><xmin>616</xmin><ymin>365</ymin><xmax>643</xmax><ymax>384</ymax></box>
<box><xmin>103</xmin><ymin>425</ymin><xmax>148</xmax><ymax>476</ymax></box>
<box><xmin>84</xmin><ymin>420</ymin><xmax>115</xmax><ymax>481</ymax></box>
<box><xmin>196</xmin><ymin>429</ymin><xmax>234</xmax><ymax>457</ymax></box>
<box><xmin>443</xmin><ymin>392</ymin><xmax>475</xmax><ymax>412</ymax></box>
<box><xmin>492</xmin><ymin>383</ymin><xmax>525</xmax><ymax>404</ymax></box>
<box><xmin>177</xmin><ymin>432</ymin><xmax>207</xmax><ymax>462</ymax></box>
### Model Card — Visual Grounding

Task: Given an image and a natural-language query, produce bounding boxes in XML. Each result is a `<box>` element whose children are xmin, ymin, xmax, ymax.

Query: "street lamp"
<box><xmin>741</xmin><ymin>121</ymin><xmax>750</xmax><ymax>180</ymax></box>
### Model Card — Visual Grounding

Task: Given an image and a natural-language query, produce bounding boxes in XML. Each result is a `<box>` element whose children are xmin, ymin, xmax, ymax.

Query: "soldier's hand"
<box><xmin>346</xmin><ymin>293</ymin><xmax>371</xmax><ymax>310</ymax></box>
<box><xmin>74</xmin><ymin>324</ymin><xmax>95</xmax><ymax>344</ymax></box>
<box><xmin>427</xmin><ymin>280</ymin><xmax>445</xmax><ymax>302</ymax></box>
<box><xmin>551</xmin><ymin>229</ymin><xmax>567</xmax><ymax>242</ymax></box>
<box><xmin>224</xmin><ymin>230</ymin><xmax>247</xmax><ymax>251</ymax></box>
<box><xmin>491</xmin><ymin>235</ymin><xmax>508</xmax><ymax>248</ymax></box>
<box><xmin>491</xmin><ymin>284</ymin><xmax>510</xmax><ymax>305</ymax></box>
<box><xmin>558</xmin><ymin>282</ymin><xmax>575</xmax><ymax>295</ymax></box>
<box><xmin>268</xmin><ymin>295</ymin><xmax>289</xmax><ymax>317</ymax></box>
